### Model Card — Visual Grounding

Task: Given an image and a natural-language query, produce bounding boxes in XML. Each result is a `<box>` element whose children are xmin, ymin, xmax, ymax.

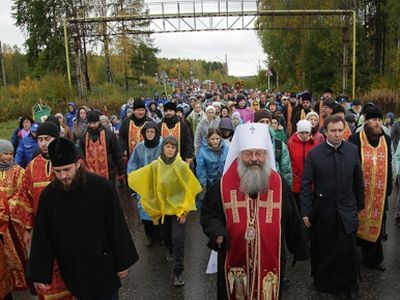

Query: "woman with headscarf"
<box><xmin>385</xmin><ymin>112</ymin><xmax>395</xmax><ymax>132</ymax></box>
<box><xmin>127</xmin><ymin>122</ymin><xmax>163</xmax><ymax>247</ymax></box>
<box><xmin>128</xmin><ymin>136</ymin><xmax>201</xmax><ymax>287</ymax></box>
<box><xmin>194</xmin><ymin>106</ymin><xmax>220</xmax><ymax>155</ymax></box>
<box><xmin>230</xmin><ymin>111</ymin><xmax>243</xmax><ymax>131</ymax></box>
<box><xmin>186</xmin><ymin>102</ymin><xmax>205</xmax><ymax>138</ymax></box>
<box><xmin>100</xmin><ymin>115</ymin><xmax>111</xmax><ymax>131</ymax></box>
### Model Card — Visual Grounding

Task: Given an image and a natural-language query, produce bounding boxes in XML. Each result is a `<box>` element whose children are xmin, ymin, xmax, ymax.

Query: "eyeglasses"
<box><xmin>242</xmin><ymin>150</ymin><xmax>266</xmax><ymax>159</ymax></box>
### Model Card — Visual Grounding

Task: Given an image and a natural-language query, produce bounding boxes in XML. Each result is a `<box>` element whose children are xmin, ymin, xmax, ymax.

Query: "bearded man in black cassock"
<box><xmin>26</xmin><ymin>137</ymin><xmax>138</xmax><ymax>300</ymax></box>
<box><xmin>200</xmin><ymin>123</ymin><xmax>309</xmax><ymax>300</ymax></box>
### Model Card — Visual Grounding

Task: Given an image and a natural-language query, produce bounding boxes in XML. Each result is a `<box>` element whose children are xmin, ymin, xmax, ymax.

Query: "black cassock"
<box><xmin>200</xmin><ymin>179</ymin><xmax>309</xmax><ymax>300</ymax></box>
<box><xmin>27</xmin><ymin>173</ymin><xmax>139</xmax><ymax>299</ymax></box>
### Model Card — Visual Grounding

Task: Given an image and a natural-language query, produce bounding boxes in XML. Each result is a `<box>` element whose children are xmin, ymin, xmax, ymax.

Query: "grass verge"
<box><xmin>0</xmin><ymin>119</ymin><xmax>18</xmax><ymax>140</ymax></box>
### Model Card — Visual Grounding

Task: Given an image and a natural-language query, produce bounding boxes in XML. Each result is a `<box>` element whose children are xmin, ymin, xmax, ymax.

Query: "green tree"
<box><xmin>12</xmin><ymin>0</ymin><xmax>74</xmax><ymax>76</ymax></box>
<box><xmin>131</xmin><ymin>42</ymin><xmax>159</xmax><ymax>80</ymax></box>
<box><xmin>2</xmin><ymin>44</ymin><xmax>29</xmax><ymax>85</ymax></box>
<box><xmin>257</xmin><ymin>0</ymin><xmax>347</xmax><ymax>94</ymax></box>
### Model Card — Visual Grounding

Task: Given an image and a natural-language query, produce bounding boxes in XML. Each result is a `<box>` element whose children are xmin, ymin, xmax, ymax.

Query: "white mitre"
<box><xmin>223</xmin><ymin>123</ymin><xmax>276</xmax><ymax>175</ymax></box>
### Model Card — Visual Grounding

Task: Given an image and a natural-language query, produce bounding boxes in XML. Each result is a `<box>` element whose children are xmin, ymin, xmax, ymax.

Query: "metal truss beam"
<box><xmin>64</xmin><ymin>1</ymin><xmax>357</xmax><ymax>98</ymax></box>
<box><xmin>68</xmin><ymin>9</ymin><xmax>353</xmax><ymax>24</ymax></box>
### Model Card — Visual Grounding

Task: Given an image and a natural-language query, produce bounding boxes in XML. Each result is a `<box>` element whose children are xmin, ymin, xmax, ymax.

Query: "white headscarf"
<box><xmin>223</xmin><ymin>123</ymin><xmax>276</xmax><ymax>175</ymax></box>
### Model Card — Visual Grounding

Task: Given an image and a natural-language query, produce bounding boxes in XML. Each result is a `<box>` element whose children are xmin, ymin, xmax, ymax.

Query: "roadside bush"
<box><xmin>0</xmin><ymin>74</ymin><xmax>166</xmax><ymax>121</ymax></box>
<box><xmin>0</xmin><ymin>73</ymin><xmax>73</xmax><ymax>122</ymax></box>
<box><xmin>360</xmin><ymin>88</ymin><xmax>400</xmax><ymax>114</ymax></box>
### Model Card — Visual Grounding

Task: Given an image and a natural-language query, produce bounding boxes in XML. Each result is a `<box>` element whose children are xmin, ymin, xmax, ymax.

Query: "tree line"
<box><xmin>257</xmin><ymin>0</ymin><xmax>400</xmax><ymax>95</ymax></box>
<box><xmin>3</xmin><ymin>1</ymin><xmax>229</xmax><ymax>94</ymax></box>
<box><xmin>4</xmin><ymin>0</ymin><xmax>400</xmax><ymax>99</ymax></box>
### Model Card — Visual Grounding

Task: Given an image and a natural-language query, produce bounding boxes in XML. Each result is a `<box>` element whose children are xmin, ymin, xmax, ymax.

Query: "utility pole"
<box><xmin>277</xmin><ymin>71</ymin><xmax>279</xmax><ymax>90</ymax></box>
<box><xmin>225</xmin><ymin>54</ymin><xmax>228</xmax><ymax>74</ymax></box>
<box><xmin>342</xmin><ymin>27</ymin><xmax>349</xmax><ymax>95</ymax></box>
<box><xmin>0</xmin><ymin>41</ymin><xmax>7</xmax><ymax>89</ymax></box>
<box><xmin>266</xmin><ymin>68</ymin><xmax>272</xmax><ymax>91</ymax></box>
<box><xmin>162</xmin><ymin>70</ymin><xmax>167</xmax><ymax>95</ymax></box>
<box><xmin>142</xmin><ymin>50</ymin><xmax>146</xmax><ymax>78</ymax></box>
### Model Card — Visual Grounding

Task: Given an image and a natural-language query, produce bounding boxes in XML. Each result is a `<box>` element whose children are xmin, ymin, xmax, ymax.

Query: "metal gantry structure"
<box><xmin>64</xmin><ymin>0</ymin><xmax>357</xmax><ymax>97</ymax></box>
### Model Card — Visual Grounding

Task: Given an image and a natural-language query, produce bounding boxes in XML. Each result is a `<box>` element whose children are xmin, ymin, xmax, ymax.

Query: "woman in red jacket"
<box><xmin>288</xmin><ymin>119</ymin><xmax>319</xmax><ymax>209</ymax></box>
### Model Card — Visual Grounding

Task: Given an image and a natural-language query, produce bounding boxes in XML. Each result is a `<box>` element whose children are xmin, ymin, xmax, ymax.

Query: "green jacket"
<box><xmin>270</xmin><ymin>128</ymin><xmax>292</xmax><ymax>187</ymax></box>
<box><xmin>273</xmin><ymin>127</ymin><xmax>288</xmax><ymax>144</ymax></box>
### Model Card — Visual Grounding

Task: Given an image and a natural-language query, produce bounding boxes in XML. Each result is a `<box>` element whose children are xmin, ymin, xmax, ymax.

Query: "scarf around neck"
<box><xmin>0</xmin><ymin>160</ymin><xmax>15</xmax><ymax>171</ymax></box>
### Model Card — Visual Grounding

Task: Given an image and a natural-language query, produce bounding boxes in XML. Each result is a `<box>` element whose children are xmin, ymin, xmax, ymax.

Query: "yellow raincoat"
<box><xmin>128</xmin><ymin>155</ymin><xmax>202</xmax><ymax>223</ymax></box>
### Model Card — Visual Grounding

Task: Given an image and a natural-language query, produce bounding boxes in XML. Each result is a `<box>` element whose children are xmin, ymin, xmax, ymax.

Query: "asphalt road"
<box><xmin>118</xmin><ymin>185</ymin><xmax>400</xmax><ymax>300</ymax></box>
<box><xmin>14</xmin><ymin>184</ymin><xmax>400</xmax><ymax>300</ymax></box>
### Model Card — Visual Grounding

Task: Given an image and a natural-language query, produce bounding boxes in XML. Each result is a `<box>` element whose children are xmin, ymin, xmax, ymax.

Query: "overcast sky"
<box><xmin>0</xmin><ymin>0</ymin><xmax>267</xmax><ymax>76</ymax></box>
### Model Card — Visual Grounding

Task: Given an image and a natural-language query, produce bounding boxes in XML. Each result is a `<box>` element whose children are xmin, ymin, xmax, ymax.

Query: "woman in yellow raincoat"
<box><xmin>128</xmin><ymin>135</ymin><xmax>201</xmax><ymax>287</ymax></box>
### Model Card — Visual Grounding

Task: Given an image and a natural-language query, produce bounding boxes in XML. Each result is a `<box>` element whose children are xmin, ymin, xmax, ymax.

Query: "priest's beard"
<box><xmin>53</xmin><ymin>167</ymin><xmax>86</xmax><ymax>192</ymax></box>
<box><xmin>237</xmin><ymin>158</ymin><xmax>270</xmax><ymax>196</ymax></box>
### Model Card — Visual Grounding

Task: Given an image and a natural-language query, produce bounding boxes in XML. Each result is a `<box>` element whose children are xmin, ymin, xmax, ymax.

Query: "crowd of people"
<box><xmin>1</xmin><ymin>81</ymin><xmax>399</xmax><ymax>299</ymax></box>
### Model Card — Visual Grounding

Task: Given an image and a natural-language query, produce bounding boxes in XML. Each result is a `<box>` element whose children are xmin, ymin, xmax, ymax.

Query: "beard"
<box><xmin>365</xmin><ymin>123</ymin><xmax>383</xmax><ymax>136</ymax></box>
<box><xmin>53</xmin><ymin>166</ymin><xmax>86</xmax><ymax>192</ymax></box>
<box><xmin>370</xmin><ymin>125</ymin><xmax>383</xmax><ymax>135</ymax></box>
<box><xmin>237</xmin><ymin>158</ymin><xmax>271</xmax><ymax>196</ymax></box>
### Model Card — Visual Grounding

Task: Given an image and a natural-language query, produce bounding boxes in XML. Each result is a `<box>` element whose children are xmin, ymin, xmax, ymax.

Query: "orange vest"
<box><xmin>357</xmin><ymin>131</ymin><xmax>388</xmax><ymax>242</ymax></box>
<box><xmin>161</xmin><ymin>122</ymin><xmax>181</xmax><ymax>152</ymax></box>
<box><xmin>128</xmin><ymin>120</ymin><xmax>145</xmax><ymax>156</ymax></box>
<box><xmin>343</xmin><ymin>122</ymin><xmax>352</xmax><ymax>141</ymax></box>
<box><xmin>85</xmin><ymin>130</ymin><xmax>109</xmax><ymax>180</ymax></box>
<box><xmin>287</xmin><ymin>104</ymin><xmax>293</xmax><ymax>136</ymax></box>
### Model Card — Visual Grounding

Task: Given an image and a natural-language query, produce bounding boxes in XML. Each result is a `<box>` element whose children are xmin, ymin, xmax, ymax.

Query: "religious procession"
<box><xmin>1</xmin><ymin>82</ymin><xmax>399</xmax><ymax>300</ymax></box>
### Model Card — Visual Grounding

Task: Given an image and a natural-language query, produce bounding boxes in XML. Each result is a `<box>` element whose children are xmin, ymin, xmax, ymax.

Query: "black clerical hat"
<box><xmin>87</xmin><ymin>111</ymin><xmax>100</xmax><ymax>123</ymax></box>
<box><xmin>164</xmin><ymin>102</ymin><xmax>177</xmax><ymax>111</ymax></box>
<box><xmin>133</xmin><ymin>99</ymin><xmax>146</xmax><ymax>110</ymax></box>
<box><xmin>36</xmin><ymin>122</ymin><xmax>60</xmax><ymax>138</ymax></box>
<box><xmin>48</xmin><ymin>137</ymin><xmax>79</xmax><ymax>167</ymax></box>
<box><xmin>365</xmin><ymin>106</ymin><xmax>383</xmax><ymax>120</ymax></box>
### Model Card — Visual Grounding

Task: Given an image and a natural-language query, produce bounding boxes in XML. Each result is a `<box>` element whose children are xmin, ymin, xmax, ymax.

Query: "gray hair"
<box><xmin>237</xmin><ymin>156</ymin><xmax>271</xmax><ymax>195</ymax></box>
